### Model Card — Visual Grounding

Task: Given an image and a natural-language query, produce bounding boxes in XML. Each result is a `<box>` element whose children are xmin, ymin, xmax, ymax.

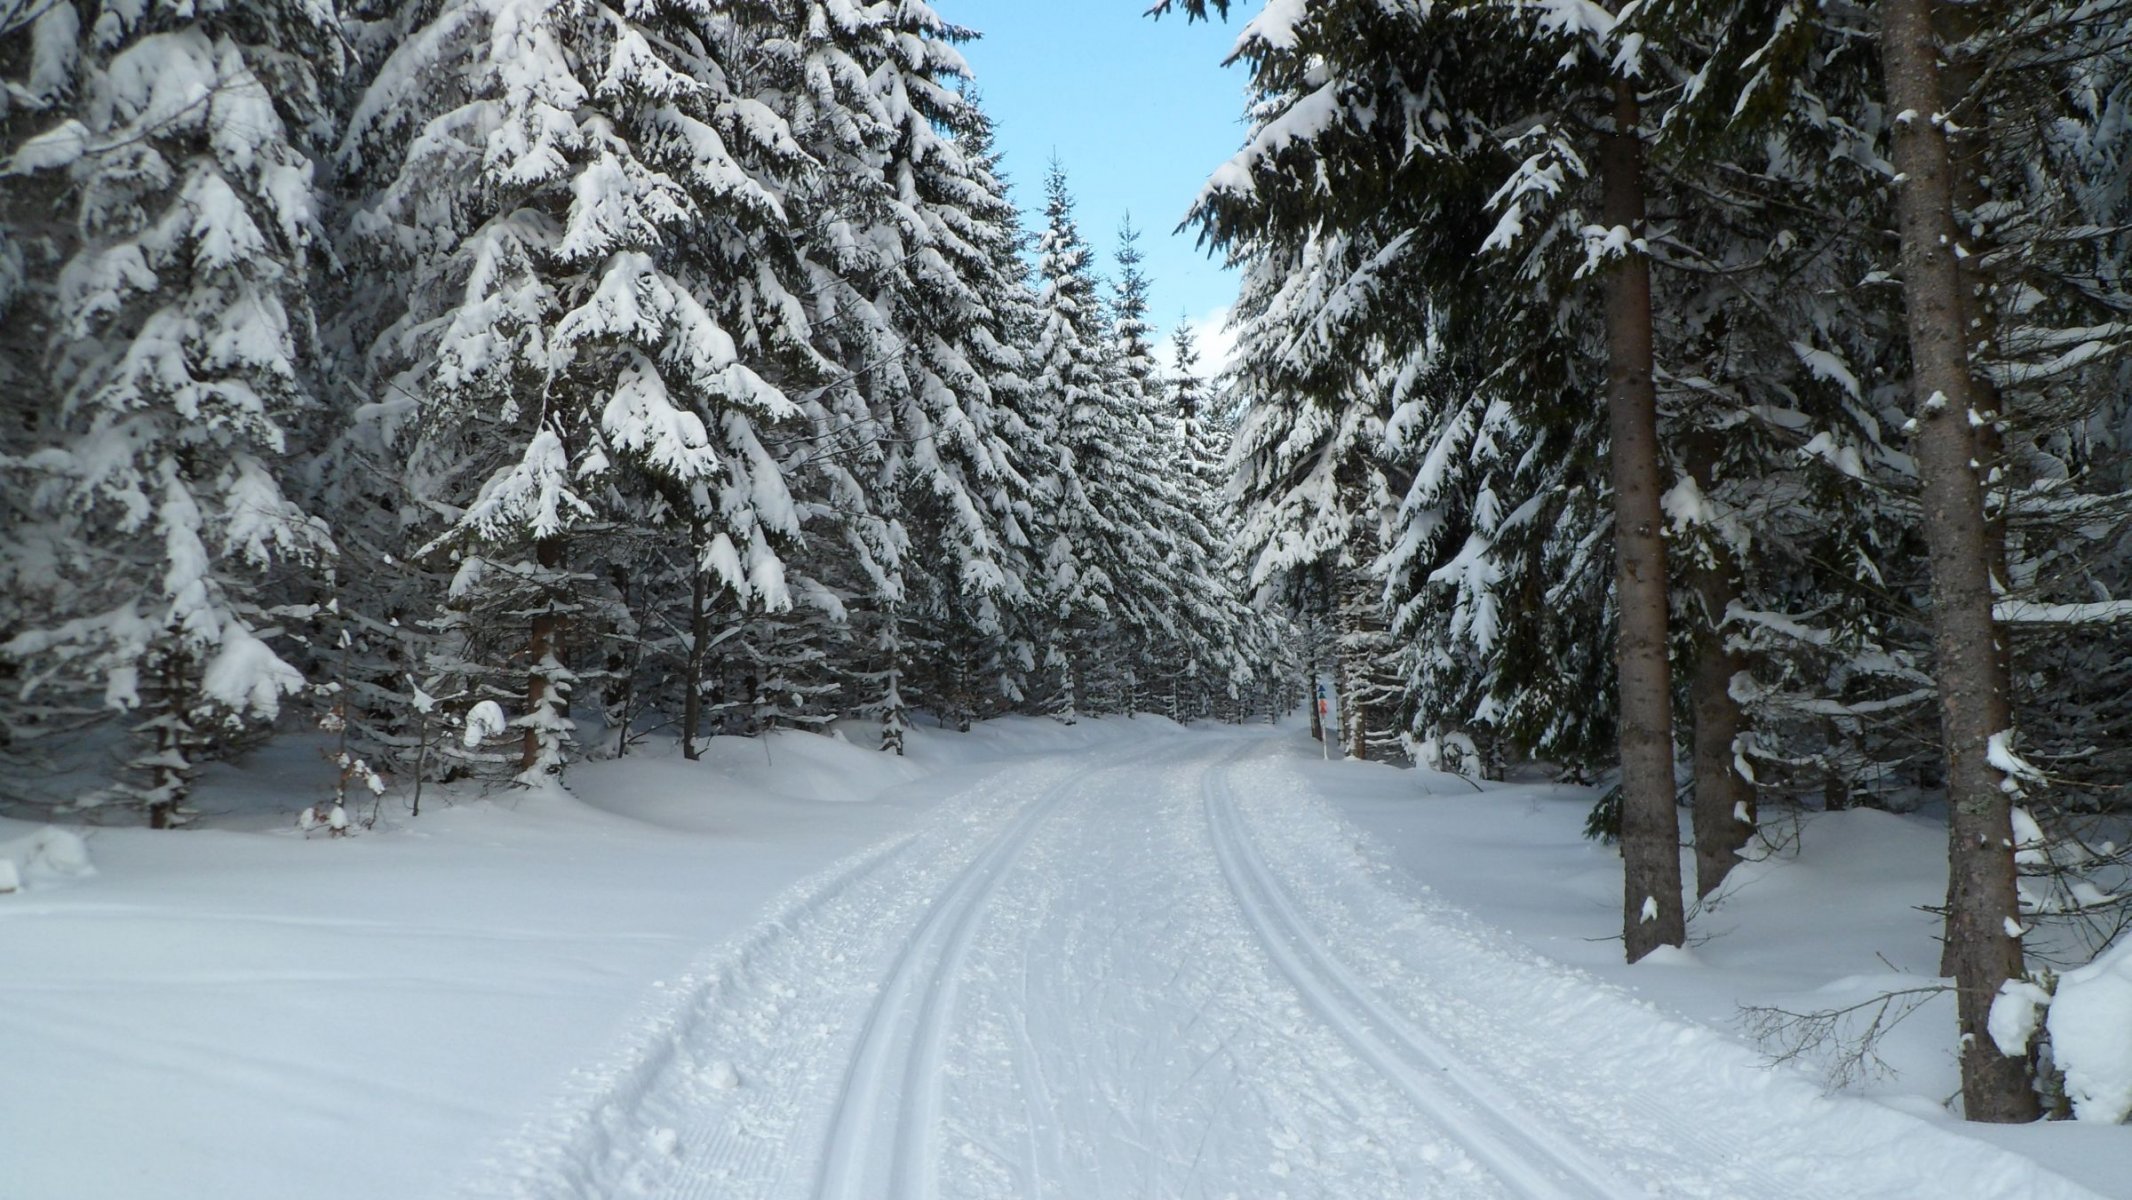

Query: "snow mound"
<box><xmin>2049</xmin><ymin>943</ymin><xmax>2132</xmax><ymax>1122</ymax></box>
<box><xmin>0</xmin><ymin>826</ymin><xmax>95</xmax><ymax>892</ymax></box>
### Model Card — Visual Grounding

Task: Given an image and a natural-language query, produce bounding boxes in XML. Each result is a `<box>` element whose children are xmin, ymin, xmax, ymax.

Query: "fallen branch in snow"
<box><xmin>1741</xmin><ymin>985</ymin><xmax>1950</xmax><ymax>1092</ymax></box>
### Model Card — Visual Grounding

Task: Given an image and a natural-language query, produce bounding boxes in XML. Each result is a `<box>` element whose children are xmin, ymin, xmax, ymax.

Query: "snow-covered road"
<box><xmin>468</xmin><ymin>730</ymin><xmax>2105</xmax><ymax>1200</ymax></box>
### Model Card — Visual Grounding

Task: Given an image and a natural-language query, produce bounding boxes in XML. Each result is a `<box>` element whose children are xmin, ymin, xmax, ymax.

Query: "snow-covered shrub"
<box><xmin>1417</xmin><ymin>728</ymin><xmax>1481</xmax><ymax>777</ymax></box>
<box><xmin>0</xmin><ymin>825</ymin><xmax>95</xmax><ymax>891</ymax></box>
<box><xmin>462</xmin><ymin>701</ymin><xmax>510</xmax><ymax>750</ymax></box>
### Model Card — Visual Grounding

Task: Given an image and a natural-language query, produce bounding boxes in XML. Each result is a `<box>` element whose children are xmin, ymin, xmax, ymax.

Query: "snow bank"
<box><xmin>0</xmin><ymin>825</ymin><xmax>94</xmax><ymax>892</ymax></box>
<box><xmin>1311</xmin><ymin>738</ymin><xmax>2130</xmax><ymax>1192</ymax></box>
<box><xmin>2049</xmin><ymin>942</ymin><xmax>2132</xmax><ymax>1122</ymax></box>
<box><xmin>1243</xmin><ymin>746</ymin><xmax>2107</xmax><ymax>1197</ymax></box>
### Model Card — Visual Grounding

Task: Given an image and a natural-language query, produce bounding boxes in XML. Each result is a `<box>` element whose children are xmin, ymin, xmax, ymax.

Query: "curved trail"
<box><xmin>466</xmin><ymin>727</ymin><xmax>2107</xmax><ymax>1200</ymax></box>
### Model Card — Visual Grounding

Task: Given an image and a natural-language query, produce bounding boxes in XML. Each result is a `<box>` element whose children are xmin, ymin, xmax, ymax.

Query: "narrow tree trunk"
<box><xmin>1599</xmin><ymin>77</ymin><xmax>1686</xmax><ymax>962</ymax></box>
<box><xmin>1929</xmin><ymin>0</ymin><xmax>2021</xmax><ymax>981</ymax></box>
<box><xmin>1681</xmin><ymin>434</ymin><xmax>1755</xmax><ymax>898</ymax></box>
<box><xmin>145</xmin><ymin>645</ymin><xmax>193</xmax><ymax>829</ymax></box>
<box><xmin>1050</xmin><ymin>631</ymin><xmax>1078</xmax><ymax>724</ymax></box>
<box><xmin>1879</xmin><ymin>0</ymin><xmax>2038</xmax><ymax>1123</ymax></box>
<box><xmin>682</xmin><ymin>519</ymin><xmax>708</xmax><ymax>762</ymax></box>
<box><xmin>1306</xmin><ymin>610</ymin><xmax>1326</xmax><ymax>743</ymax></box>
<box><xmin>604</xmin><ymin>562</ymin><xmax>634</xmax><ymax>758</ymax></box>
<box><xmin>1328</xmin><ymin>621</ymin><xmax>1350</xmax><ymax>760</ymax></box>
<box><xmin>522</xmin><ymin>535</ymin><xmax>567</xmax><ymax>777</ymax></box>
<box><xmin>880</xmin><ymin>602</ymin><xmax>907</xmax><ymax>756</ymax></box>
<box><xmin>1687</xmin><ymin>600</ymin><xmax>1751</xmax><ymax>897</ymax></box>
<box><xmin>1339</xmin><ymin>573</ymin><xmax>1369</xmax><ymax>761</ymax></box>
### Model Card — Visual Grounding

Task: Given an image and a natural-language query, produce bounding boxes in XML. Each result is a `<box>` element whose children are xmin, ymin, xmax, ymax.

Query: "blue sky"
<box><xmin>942</xmin><ymin>1</ymin><xmax>1250</xmax><ymax>367</ymax></box>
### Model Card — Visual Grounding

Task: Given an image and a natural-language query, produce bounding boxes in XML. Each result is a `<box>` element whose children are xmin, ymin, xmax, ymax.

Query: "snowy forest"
<box><xmin>3</xmin><ymin>0</ymin><xmax>2132</xmax><ymax>1165</ymax></box>
<box><xmin>0</xmin><ymin>0</ymin><xmax>1280</xmax><ymax>814</ymax></box>
<box><xmin>1154</xmin><ymin>0</ymin><xmax>2132</xmax><ymax>1126</ymax></box>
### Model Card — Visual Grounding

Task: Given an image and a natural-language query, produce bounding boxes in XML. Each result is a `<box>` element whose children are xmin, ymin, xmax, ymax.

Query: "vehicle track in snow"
<box><xmin>1201</xmin><ymin>753</ymin><xmax>1638</xmax><ymax>1200</ymax></box>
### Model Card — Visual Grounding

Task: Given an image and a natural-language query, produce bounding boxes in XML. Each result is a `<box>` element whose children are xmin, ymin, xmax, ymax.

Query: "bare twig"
<box><xmin>1740</xmin><ymin>985</ymin><xmax>1950</xmax><ymax>1091</ymax></box>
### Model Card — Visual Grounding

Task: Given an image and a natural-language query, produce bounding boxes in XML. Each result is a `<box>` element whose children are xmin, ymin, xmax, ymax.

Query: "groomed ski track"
<box><xmin>463</xmin><ymin>727</ymin><xmax>2106</xmax><ymax>1200</ymax></box>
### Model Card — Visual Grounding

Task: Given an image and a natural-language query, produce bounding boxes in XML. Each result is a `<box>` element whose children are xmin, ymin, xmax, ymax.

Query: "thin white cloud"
<box><xmin>1165</xmin><ymin>305</ymin><xmax>1238</xmax><ymax>382</ymax></box>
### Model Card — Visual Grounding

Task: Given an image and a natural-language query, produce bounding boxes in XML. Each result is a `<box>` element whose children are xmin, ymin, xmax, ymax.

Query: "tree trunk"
<box><xmin>683</xmin><ymin>519</ymin><xmax>708</xmax><ymax>762</ymax></box>
<box><xmin>1306</xmin><ymin>609</ymin><xmax>1326</xmax><ymax>743</ymax></box>
<box><xmin>1339</xmin><ymin>571</ymin><xmax>1369</xmax><ymax>761</ymax></box>
<box><xmin>522</xmin><ymin>535</ymin><xmax>568</xmax><ymax>778</ymax></box>
<box><xmin>1681</xmin><ymin>434</ymin><xmax>1755</xmax><ymax>898</ymax></box>
<box><xmin>1328</xmin><ymin>619</ymin><xmax>1350</xmax><ymax>760</ymax></box>
<box><xmin>1879</xmin><ymin>0</ymin><xmax>2038</xmax><ymax>1123</ymax></box>
<box><xmin>145</xmin><ymin>644</ymin><xmax>194</xmax><ymax>829</ymax></box>
<box><xmin>880</xmin><ymin>603</ymin><xmax>907</xmax><ymax>756</ymax></box>
<box><xmin>1928</xmin><ymin>0</ymin><xmax>2021</xmax><ymax>981</ymax></box>
<box><xmin>604</xmin><ymin>562</ymin><xmax>635</xmax><ymax>758</ymax></box>
<box><xmin>1599</xmin><ymin>76</ymin><xmax>1687</xmax><ymax>962</ymax></box>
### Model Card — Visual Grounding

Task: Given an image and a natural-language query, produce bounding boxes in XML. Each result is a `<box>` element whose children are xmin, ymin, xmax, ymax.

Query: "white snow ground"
<box><xmin>2</xmin><ymin>720</ymin><xmax>2123</xmax><ymax>1199</ymax></box>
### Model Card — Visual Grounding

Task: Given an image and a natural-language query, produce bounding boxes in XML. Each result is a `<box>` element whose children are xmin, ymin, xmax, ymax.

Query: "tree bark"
<box><xmin>683</xmin><ymin>518</ymin><xmax>708</xmax><ymax>762</ymax></box>
<box><xmin>1307</xmin><ymin>608</ymin><xmax>1326</xmax><ymax>744</ymax></box>
<box><xmin>1928</xmin><ymin>0</ymin><xmax>2021</xmax><ymax>980</ymax></box>
<box><xmin>522</xmin><ymin>535</ymin><xmax>568</xmax><ymax>777</ymax></box>
<box><xmin>1599</xmin><ymin>76</ymin><xmax>1687</xmax><ymax>962</ymax></box>
<box><xmin>145</xmin><ymin>644</ymin><xmax>194</xmax><ymax>829</ymax></box>
<box><xmin>1681</xmin><ymin>434</ymin><xmax>1755</xmax><ymax>898</ymax></box>
<box><xmin>1879</xmin><ymin>0</ymin><xmax>2038</xmax><ymax>1123</ymax></box>
<box><xmin>1339</xmin><ymin>566</ymin><xmax>1370</xmax><ymax>761</ymax></box>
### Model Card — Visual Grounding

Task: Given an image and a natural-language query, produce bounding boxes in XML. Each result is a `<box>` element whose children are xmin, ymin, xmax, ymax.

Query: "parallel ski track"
<box><xmin>473</xmin><ymin>735</ymin><xmax>1171</xmax><ymax>1200</ymax></box>
<box><xmin>464</xmin><ymin>825</ymin><xmax>922</xmax><ymax>1200</ymax></box>
<box><xmin>809</xmin><ymin>737</ymin><xmax>1179</xmax><ymax>1200</ymax></box>
<box><xmin>1200</xmin><ymin>752</ymin><xmax>1637</xmax><ymax>1200</ymax></box>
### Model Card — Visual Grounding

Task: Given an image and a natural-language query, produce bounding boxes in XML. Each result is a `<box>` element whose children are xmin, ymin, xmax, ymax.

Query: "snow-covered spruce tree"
<box><xmin>890</xmin><ymin>94</ymin><xmax>1048</xmax><ymax>730</ymax></box>
<box><xmin>1105</xmin><ymin>216</ymin><xmax>1240</xmax><ymax>720</ymax></box>
<box><xmin>337</xmin><ymin>0</ymin><xmax>811</xmax><ymax>783</ymax></box>
<box><xmin>795</xmin><ymin>12</ymin><xmax>988</xmax><ymax>736</ymax></box>
<box><xmin>1223</xmin><ymin>225</ymin><xmax>1415</xmax><ymax>763</ymax></box>
<box><xmin>0</xmin><ymin>0</ymin><xmax>82</xmax><ymax>799</ymax></box>
<box><xmin>1330</xmin><ymin>359</ymin><xmax>1409</xmax><ymax>765</ymax></box>
<box><xmin>1652</xmin><ymin>0</ymin><xmax>2132</xmax><ymax>1117</ymax></box>
<box><xmin>1379</xmin><ymin>311</ymin><xmax>1608</xmax><ymax>781</ymax></box>
<box><xmin>1165</xmin><ymin>320</ymin><xmax>1255</xmax><ymax>721</ymax></box>
<box><xmin>1619</xmin><ymin>0</ymin><xmax>1922</xmax><ymax>888</ymax></box>
<box><xmin>1871</xmin><ymin>0</ymin><xmax>2040</xmax><ymax>1121</ymax></box>
<box><xmin>1165</xmin><ymin>321</ymin><xmax>1220</xmax><ymax>720</ymax></box>
<box><xmin>1653</xmin><ymin>0</ymin><xmax>2131</xmax><ymax>841</ymax></box>
<box><xmin>1470</xmin><ymin>2</ymin><xmax>1689</xmax><ymax>957</ymax></box>
<box><xmin>1933</xmin><ymin>0</ymin><xmax>2132</xmax><ymax>822</ymax></box>
<box><xmin>0</xmin><ymin>0</ymin><xmax>338</xmax><ymax>825</ymax></box>
<box><xmin>697</xmin><ymin>0</ymin><xmax>1046</xmax><ymax>750</ymax></box>
<box><xmin>1106</xmin><ymin>217</ymin><xmax>1161</xmax><ymax>714</ymax></box>
<box><xmin>712</xmin><ymin>0</ymin><xmax>904</xmax><ymax>741</ymax></box>
<box><xmin>1023</xmin><ymin>161</ymin><xmax>1115</xmax><ymax>722</ymax></box>
<box><xmin>1167</xmin><ymin>0</ymin><xmax>1775</xmax><ymax>958</ymax></box>
<box><xmin>846</xmin><ymin>53</ymin><xmax>1048</xmax><ymax>743</ymax></box>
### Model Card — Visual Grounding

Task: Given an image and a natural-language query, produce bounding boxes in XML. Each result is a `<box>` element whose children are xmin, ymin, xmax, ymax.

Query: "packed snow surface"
<box><xmin>3</xmin><ymin>721</ymin><xmax>2122</xmax><ymax>1198</ymax></box>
